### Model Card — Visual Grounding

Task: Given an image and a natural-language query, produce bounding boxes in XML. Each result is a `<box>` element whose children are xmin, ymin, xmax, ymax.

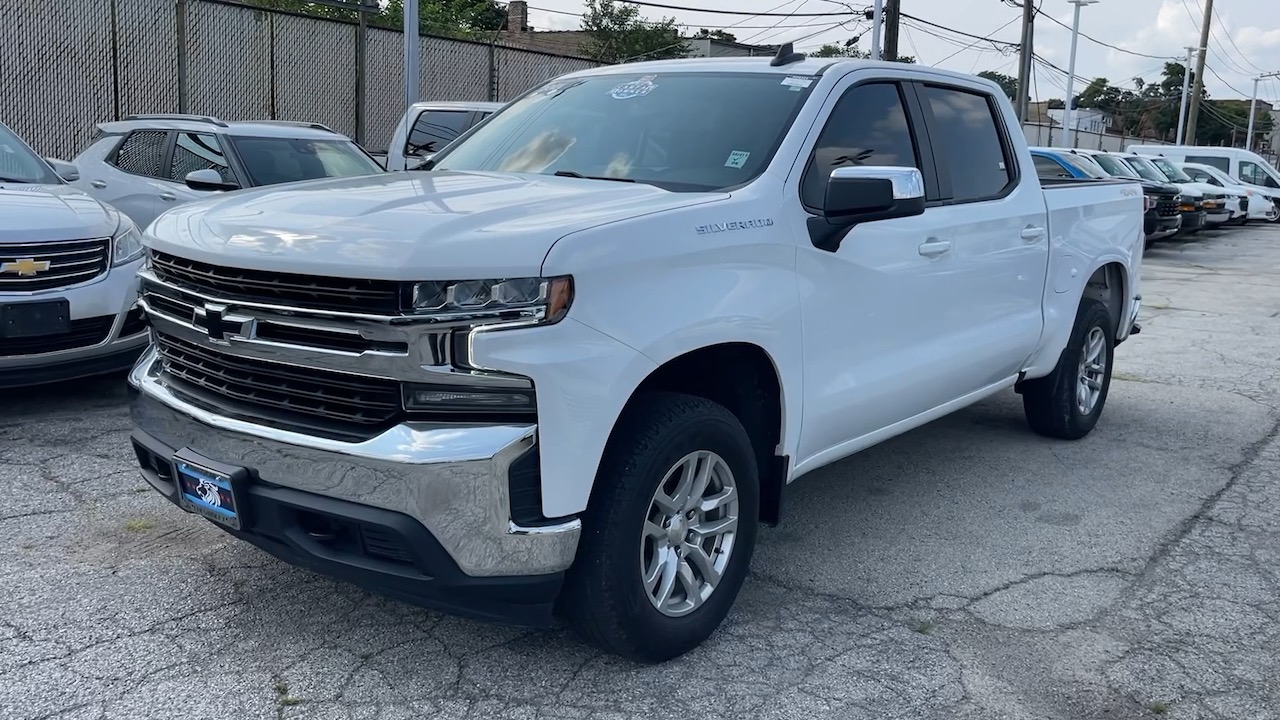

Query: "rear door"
<box><xmin>910</xmin><ymin>80</ymin><xmax>1050</xmax><ymax>385</ymax></box>
<box><xmin>90</xmin><ymin>130</ymin><xmax>171</xmax><ymax>227</ymax></box>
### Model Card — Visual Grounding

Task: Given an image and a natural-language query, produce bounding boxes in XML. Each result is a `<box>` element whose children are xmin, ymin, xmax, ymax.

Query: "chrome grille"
<box><xmin>150</xmin><ymin>250</ymin><xmax>401</xmax><ymax>314</ymax></box>
<box><xmin>0</xmin><ymin>316</ymin><xmax>113</xmax><ymax>357</ymax></box>
<box><xmin>0</xmin><ymin>238</ymin><xmax>110</xmax><ymax>291</ymax></box>
<box><xmin>154</xmin><ymin>331</ymin><xmax>403</xmax><ymax>438</ymax></box>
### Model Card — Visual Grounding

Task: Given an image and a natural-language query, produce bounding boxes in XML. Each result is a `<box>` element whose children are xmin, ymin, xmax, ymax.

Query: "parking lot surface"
<box><xmin>4</xmin><ymin>225</ymin><xmax>1280</xmax><ymax>720</ymax></box>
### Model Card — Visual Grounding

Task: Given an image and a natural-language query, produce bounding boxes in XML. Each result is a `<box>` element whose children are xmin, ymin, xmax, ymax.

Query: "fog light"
<box><xmin>402</xmin><ymin>383</ymin><xmax>536</xmax><ymax>414</ymax></box>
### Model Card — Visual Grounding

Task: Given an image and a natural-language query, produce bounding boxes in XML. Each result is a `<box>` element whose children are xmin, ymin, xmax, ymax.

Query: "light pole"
<box><xmin>404</xmin><ymin>0</ymin><xmax>419</xmax><ymax>109</ymax></box>
<box><xmin>1061</xmin><ymin>0</ymin><xmax>1098</xmax><ymax>149</ymax></box>
<box><xmin>1246</xmin><ymin>71</ymin><xmax>1280</xmax><ymax>152</ymax></box>
<box><xmin>870</xmin><ymin>0</ymin><xmax>884</xmax><ymax>60</ymax></box>
<box><xmin>1176</xmin><ymin>46</ymin><xmax>1200</xmax><ymax>145</ymax></box>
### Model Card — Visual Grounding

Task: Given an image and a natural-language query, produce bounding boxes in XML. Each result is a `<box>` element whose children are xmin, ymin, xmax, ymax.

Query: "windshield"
<box><xmin>433</xmin><ymin>72</ymin><xmax>814</xmax><ymax>192</ymax></box>
<box><xmin>0</xmin><ymin>122</ymin><xmax>60</xmax><ymax>184</ymax></box>
<box><xmin>1121</xmin><ymin>156</ymin><xmax>1170</xmax><ymax>183</ymax></box>
<box><xmin>1148</xmin><ymin>157</ymin><xmax>1192</xmax><ymax>182</ymax></box>
<box><xmin>1191</xmin><ymin>164</ymin><xmax>1240</xmax><ymax>186</ymax></box>
<box><xmin>229</xmin><ymin>136</ymin><xmax>383</xmax><ymax>186</ymax></box>
<box><xmin>1058</xmin><ymin>152</ymin><xmax>1109</xmax><ymax>179</ymax></box>
<box><xmin>1090</xmin><ymin>153</ymin><xmax>1140</xmax><ymax>179</ymax></box>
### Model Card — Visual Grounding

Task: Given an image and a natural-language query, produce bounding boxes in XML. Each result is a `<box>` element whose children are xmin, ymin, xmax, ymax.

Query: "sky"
<box><xmin>523</xmin><ymin>0</ymin><xmax>1280</xmax><ymax>106</ymax></box>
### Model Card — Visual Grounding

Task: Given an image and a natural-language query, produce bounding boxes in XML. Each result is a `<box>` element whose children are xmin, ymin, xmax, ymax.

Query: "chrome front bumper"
<box><xmin>128</xmin><ymin>347</ymin><xmax>581</xmax><ymax>577</ymax></box>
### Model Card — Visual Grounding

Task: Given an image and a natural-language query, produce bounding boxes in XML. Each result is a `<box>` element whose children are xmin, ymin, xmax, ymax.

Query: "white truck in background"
<box><xmin>128</xmin><ymin>49</ymin><xmax>1145</xmax><ymax>663</ymax></box>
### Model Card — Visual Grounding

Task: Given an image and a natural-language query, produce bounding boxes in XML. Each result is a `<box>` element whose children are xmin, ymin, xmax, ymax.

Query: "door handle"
<box><xmin>159</xmin><ymin>193</ymin><xmax>177</xmax><ymax>202</ymax></box>
<box><xmin>1021</xmin><ymin>226</ymin><xmax>1046</xmax><ymax>241</ymax></box>
<box><xmin>918</xmin><ymin>239</ymin><xmax>952</xmax><ymax>257</ymax></box>
<box><xmin>90</xmin><ymin>180</ymin><xmax>106</xmax><ymax>188</ymax></box>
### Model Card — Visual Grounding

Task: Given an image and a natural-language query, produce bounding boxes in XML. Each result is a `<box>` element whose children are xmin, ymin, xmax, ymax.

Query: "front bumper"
<box><xmin>1205</xmin><ymin>208</ymin><xmax>1232</xmax><ymax>225</ymax></box>
<box><xmin>1179</xmin><ymin>209</ymin><xmax>1207</xmax><ymax>232</ymax></box>
<box><xmin>1</xmin><ymin>257</ymin><xmax>148</xmax><ymax>387</ymax></box>
<box><xmin>129</xmin><ymin>348</ymin><xmax>581</xmax><ymax>576</ymax></box>
<box><xmin>1145</xmin><ymin>212</ymin><xmax>1181</xmax><ymax>241</ymax></box>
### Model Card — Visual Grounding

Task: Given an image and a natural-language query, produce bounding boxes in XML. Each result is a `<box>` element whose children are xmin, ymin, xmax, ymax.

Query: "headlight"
<box><xmin>111</xmin><ymin>224</ymin><xmax>145</xmax><ymax>266</ymax></box>
<box><xmin>408</xmin><ymin>276</ymin><xmax>573</xmax><ymax>323</ymax></box>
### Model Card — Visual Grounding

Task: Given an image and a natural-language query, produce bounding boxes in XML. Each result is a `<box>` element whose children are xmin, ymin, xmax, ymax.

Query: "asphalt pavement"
<box><xmin>3</xmin><ymin>223</ymin><xmax>1279</xmax><ymax>720</ymax></box>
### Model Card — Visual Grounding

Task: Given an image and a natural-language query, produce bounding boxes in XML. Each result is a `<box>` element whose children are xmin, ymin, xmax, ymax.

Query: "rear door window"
<box><xmin>406</xmin><ymin>110</ymin><xmax>473</xmax><ymax>158</ymax></box>
<box><xmin>919</xmin><ymin>85</ymin><xmax>1014</xmax><ymax>202</ymax></box>
<box><xmin>169</xmin><ymin>132</ymin><xmax>235</xmax><ymax>184</ymax></box>
<box><xmin>110</xmin><ymin>130</ymin><xmax>169</xmax><ymax>178</ymax></box>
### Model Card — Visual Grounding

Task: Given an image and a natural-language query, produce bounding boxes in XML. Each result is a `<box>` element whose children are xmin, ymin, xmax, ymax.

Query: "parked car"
<box><xmin>1128</xmin><ymin>144</ymin><xmax>1280</xmax><ymax>222</ymax></box>
<box><xmin>1179</xmin><ymin>161</ymin><xmax>1277</xmax><ymax>223</ymax></box>
<box><xmin>1142</xmin><ymin>155</ymin><xmax>1250</xmax><ymax>224</ymax></box>
<box><xmin>1069</xmin><ymin>149</ymin><xmax>1208</xmax><ymax>235</ymax></box>
<box><xmin>1115</xmin><ymin>152</ymin><xmax>1231</xmax><ymax>227</ymax></box>
<box><xmin>70</xmin><ymin>114</ymin><xmax>384</xmax><ymax>229</ymax></box>
<box><xmin>0</xmin><ymin>121</ymin><xmax>148</xmax><ymax>388</ymax></box>
<box><xmin>385</xmin><ymin>101</ymin><xmax>505</xmax><ymax>171</ymax></box>
<box><xmin>127</xmin><ymin>51</ymin><xmax>1144</xmax><ymax>662</ymax></box>
<box><xmin>1034</xmin><ymin>147</ymin><xmax>1179</xmax><ymax>245</ymax></box>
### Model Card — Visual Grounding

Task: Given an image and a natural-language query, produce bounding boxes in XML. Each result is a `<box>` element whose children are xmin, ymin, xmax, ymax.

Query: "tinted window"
<box><xmin>1033</xmin><ymin>154</ymin><xmax>1072</xmax><ymax>179</ymax></box>
<box><xmin>169</xmin><ymin>132</ymin><xmax>234</xmax><ymax>183</ymax></box>
<box><xmin>435</xmin><ymin>72</ymin><xmax>814</xmax><ymax>192</ymax></box>
<box><xmin>0</xmin><ymin>122</ymin><xmax>60</xmax><ymax>184</ymax></box>
<box><xmin>1122</xmin><ymin>156</ymin><xmax>1169</xmax><ymax>183</ymax></box>
<box><xmin>1186</xmin><ymin>155</ymin><xmax>1229</xmax><ymax>172</ymax></box>
<box><xmin>112</xmin><ymin>130</ymin><xmax>168</xmax><ymax>178</ymax></box>
<box><xmin>1187</xmin><ymin>169</ymin><xmax>1220</xmax><ymax>186</ymax></box>
<box><xmin>800</xmin><ymin>83</ymin><xmax>919</xmax><ymax>209</ymax></box>
<box><xmin>921</xmin><ymin>85</ymin><xmax>1011</xmax><ymax>201</ymax></box>
<box><xmin>1240</xmin><ymin>161</ymin><xmax>1280</xmax><ymax>188</ymax></box>
<box><xmin>406</xmin><ymin>110</ymin><xmax>472</xmax><ymax>158</ymax></box>
<box><xmin>1090</xmin><ymin>153</ymin><xmax>1139</xmax><ymax>179</ymax></box>
<box><xmin>229</xmin><ymin>137</ymin><xmax>382</xmax><ymax>186</ymax></box>
<box><xmin>1148</xmin><ymin>157</ymin><xmax>1191</xmax><ymax>182</ymax></box>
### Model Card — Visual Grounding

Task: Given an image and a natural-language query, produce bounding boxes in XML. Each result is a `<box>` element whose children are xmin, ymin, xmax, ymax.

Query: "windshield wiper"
<box><xmin>553</xmin><ymin>170</ymin><xmax>635</xmax><ymax>183</ymax></box>
<box><xmin>0</xmin><ymin>176</ymin><xmax>32</xmax><ymax>183</ymax></box>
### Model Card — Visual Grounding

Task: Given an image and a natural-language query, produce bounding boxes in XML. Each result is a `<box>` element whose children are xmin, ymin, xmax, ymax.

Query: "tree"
<box><xmin>580</xmin><ymin>0</ymin><xmax>687</xmax><ymax>63</ymax></box>
<box><xmin>809</xmin><ymin>43</ymin><xmax>915</xmax><ymax>63</ymax></box>
<box><xmin>242</xmin><ymin>0</ymin><xmax>508</xmax><ymax>37</ymax></box>
<box><xmin>693</xmin><ymin>28</ymin><xmax>737</xmax><ymax>43</ymax></box>
<box><xmin>978</xmin><ymin>71</ymin><xmax>1018</xmax><ymax>102</ymax></box>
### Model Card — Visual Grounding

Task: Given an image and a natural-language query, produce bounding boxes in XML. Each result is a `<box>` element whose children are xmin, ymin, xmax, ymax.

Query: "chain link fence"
<box><xmin>1</xmin><ymin>0</ymin><xmax>602</xmax><ymax>159</ymax></box>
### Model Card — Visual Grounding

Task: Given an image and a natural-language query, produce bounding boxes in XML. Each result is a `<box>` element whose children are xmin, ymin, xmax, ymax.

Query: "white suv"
<box><xmin>385</xmin><ymin>101</ymin><xmax>504</xmax><ymax>171</ymax></box>
<box><xmin>70</xmin><ymin>115</ymin><xmax>384</xmax><ymax>229</ymax></box>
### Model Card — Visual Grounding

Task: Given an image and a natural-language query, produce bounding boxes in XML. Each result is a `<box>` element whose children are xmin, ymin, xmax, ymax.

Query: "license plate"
<box><xmin>175</xmin><ymin>457</ymin><xmax>242</xmax><ymax>530</ymax></box>
<box><xmin>0</xmin><ymin>300</ymin><xmax>70</xmax><ymax>339</ymax></box>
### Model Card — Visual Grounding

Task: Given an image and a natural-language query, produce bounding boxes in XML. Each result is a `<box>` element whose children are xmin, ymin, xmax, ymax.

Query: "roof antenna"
<box><xmin>770</xmin><ymin>41</ymin><xmax>806</xmax><ymax>67</ymax></box>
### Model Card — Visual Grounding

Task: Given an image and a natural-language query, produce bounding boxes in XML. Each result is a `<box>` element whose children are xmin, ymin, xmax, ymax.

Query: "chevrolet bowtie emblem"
<box><xmin>0</xmin><ymin>258</ymin><xmax>52</xmax><ymax>277</ymax></box>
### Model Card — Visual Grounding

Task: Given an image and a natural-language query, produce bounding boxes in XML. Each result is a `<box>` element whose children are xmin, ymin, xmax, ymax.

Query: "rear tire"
<box><xmin>1021</xmin><ymin>299</ymin><xmax>1115</xmax><ymax>440</ymax></box>
<box><xmin>560</xmin><ymin>392</ymin><xmax>759</xmax><ymax>663</ymax></box>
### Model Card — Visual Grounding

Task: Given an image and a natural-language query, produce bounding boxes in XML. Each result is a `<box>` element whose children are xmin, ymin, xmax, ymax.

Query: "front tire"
<box><xmin>561</xmin><ymin>392</ymin><xmax>760</xmax><ymax>663</ymax></box>
<box><xmin>1021</xmin><ymin>299</ymin><xmax>1115</xmax><ymax>440</ymax></box>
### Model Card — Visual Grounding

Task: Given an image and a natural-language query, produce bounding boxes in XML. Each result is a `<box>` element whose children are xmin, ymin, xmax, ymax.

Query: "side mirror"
<box><xmin>46</xmin><ymin>158</ymin><xmax>79</xmax><ymax>182</ymax></box>
<box><xmin>184</xmin><ymin>169</ymin><xmax>239</xmax><ymax>192</ymax></box>
<box><xmin>810</xmin><ymin>166</ymin><xmax>926</xmax><ymax>251</ymax></box>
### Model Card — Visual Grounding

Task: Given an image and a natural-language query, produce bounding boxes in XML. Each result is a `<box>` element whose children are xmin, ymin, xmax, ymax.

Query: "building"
<box><xmin>684</xmin><ymin>37</ymin><xmax>777</xmax><ymax>58</ymax></box>
<box><xmin>497</xmin><ymin>1</ymin><xmax>592</xmax><ymax>57</ymax></box>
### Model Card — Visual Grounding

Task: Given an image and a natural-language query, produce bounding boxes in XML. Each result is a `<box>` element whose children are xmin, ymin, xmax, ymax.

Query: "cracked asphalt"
<box><xmin>4</xmin><ymin>223</ymin><xmax>1280</xmax><ymax>720</ymax></box>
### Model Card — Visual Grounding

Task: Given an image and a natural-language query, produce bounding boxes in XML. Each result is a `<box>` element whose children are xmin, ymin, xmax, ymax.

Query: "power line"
<box><xmin>613</xmin><ymin>1</ymin><xmax>852</xmax><ymax>16</ymax></box>
<box><xmin>1038</xmin><ymin>12</ymin><xmax>1174</xmax><ymax>60</ymax></box>
<box><xmin>930</xmin><ymin>15</ymin><xmax>1020</xmax><ymax>66</ymax></box>
<box><xmin>899</xmin><ymin>12</ymin><xmax>1018</xmax><ymax>48</ymax></box>
<box><xmin>739</xmin><ymin>0</ymin><xmax>813</xmax><ymax>44</ymax></box>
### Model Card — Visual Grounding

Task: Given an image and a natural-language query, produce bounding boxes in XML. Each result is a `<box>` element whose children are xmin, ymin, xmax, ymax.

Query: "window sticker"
<box><xmin>781</xmin><ymin>76</ymin><xmax>814</xmax><ymax>90</ymax></box>
<box><xmin>610</xmin><ymin>75</ymin><xmax>658</xmax><ymax>100</ymax></box>
<box><xmin>724</xmin><ymin>150</ymin><xmax>750</xmax><ymax>169</ymax></box>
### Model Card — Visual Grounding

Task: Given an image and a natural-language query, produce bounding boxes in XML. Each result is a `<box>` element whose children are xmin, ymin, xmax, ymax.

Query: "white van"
<box><xmin>1128</xmin><ymin>145</ymin><xmax>1280</xmax><ymax>221</ymax></box>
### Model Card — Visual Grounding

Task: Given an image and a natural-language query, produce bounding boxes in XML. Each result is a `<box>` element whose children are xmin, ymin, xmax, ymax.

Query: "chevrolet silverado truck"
<box><xmin>128</xmin><ymin>48</ymin><xmax>1144</xmax><ymax>663</ymax></box>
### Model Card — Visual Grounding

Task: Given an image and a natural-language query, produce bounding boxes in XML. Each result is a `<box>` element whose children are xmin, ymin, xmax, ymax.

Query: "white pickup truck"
<box><xmin>128</xmin><ymin>49</ymin><xmax>1144</xmax><ymax>663</ymax></box>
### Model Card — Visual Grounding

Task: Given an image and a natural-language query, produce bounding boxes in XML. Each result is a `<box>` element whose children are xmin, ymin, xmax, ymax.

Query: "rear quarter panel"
<box><xmin>1023</xmin><ymin>181</ymin><xmax>1144</xmax><ymax>377</ymax></box>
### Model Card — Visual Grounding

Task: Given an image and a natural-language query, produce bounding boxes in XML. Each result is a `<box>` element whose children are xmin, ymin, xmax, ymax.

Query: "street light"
<box><xmin>1176</xmin><ymin>46</ymin><xmax>1202</xmax><ymax>145</ymax></box>
<box><xmin>1061</xmin><ymin>0</ymin><xmax>1099</xmax><ymax>149</ymax></box>
<box><xmin>1246</xmin><ymin>71</ymin><xmax>1280</xmax><ymax>152</ymax></box>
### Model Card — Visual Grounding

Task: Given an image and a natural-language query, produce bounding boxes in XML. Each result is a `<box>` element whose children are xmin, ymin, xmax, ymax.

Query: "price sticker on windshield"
<box><xmin>781</xmin><ymin>76</ymin><xmax>814</xmax><ymax>91</ymax></box>
<box><xmin>610</xmin><ymin>75</ymin><xmax>658</xmax><ymax>100</ymax></box>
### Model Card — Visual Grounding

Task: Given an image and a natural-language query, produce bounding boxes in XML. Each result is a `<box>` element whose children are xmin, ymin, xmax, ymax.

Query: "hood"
<box><xmin>1177</xmin><ymin>181</ymin><xmax>1231</xmax><ymax>197</ymax></box>
<box><xmin>0</xmin><ymin>183</ymin><xmax>121</xmax><ymax>243</ymax></box>
<box><xmin>1136</xmin><ymin>180</ymin><xmax>1180</xmax><ymax>197</ymax></box>
<box><xmin>146</xmin><ymin>171</ymin><xmax>726</xmax><ymax>280</ymax></box>
<box><xmin>1170</xmin><ymin>183</ymin><xmax>1204</xmax><ymax>198</ymax></box>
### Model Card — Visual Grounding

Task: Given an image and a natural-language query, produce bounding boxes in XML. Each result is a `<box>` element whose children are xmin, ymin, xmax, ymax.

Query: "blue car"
<box><xmin>1031</xmin><ymin>147</ymin><xmax>1181</xmax><ymax>245</ymax></box>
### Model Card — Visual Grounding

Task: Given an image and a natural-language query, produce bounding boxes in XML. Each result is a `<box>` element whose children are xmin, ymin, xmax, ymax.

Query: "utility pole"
<box><xmin>1014</xmin><ymin>0</ymin><xmax>1036</xmax><ymax>122</ymax></box>
<box><xmin>1175</xmin><ymin>46</ymin><xmax>1199</xmax><ymax>145</ymax></box>
<box><xmin>870</xmin><ymin>0</ymin><xmax>884</xmax><ymax>60</ymax></box>
<box><xmin>1246</xmin><ymin>71</ymin><xmax>1280</xmax><ymax>152</ymax></box>
<box><xmin>883</xmin><ymin>0</ymin><xmax>901</xmax><ymax>62</ymax></box>
<box><xmin>1184</xmin><ymin>0</ymin><xmax>1213</xmax><ymax>145</ymax></box>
